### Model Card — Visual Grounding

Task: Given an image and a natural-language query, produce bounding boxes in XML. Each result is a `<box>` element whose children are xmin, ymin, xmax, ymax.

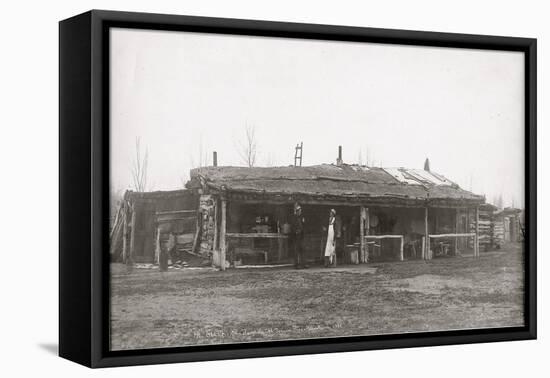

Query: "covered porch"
<box><xmin>208</xmin><ymin>193</ymin><xmax>482</xmax><ymax>270</ymax></box>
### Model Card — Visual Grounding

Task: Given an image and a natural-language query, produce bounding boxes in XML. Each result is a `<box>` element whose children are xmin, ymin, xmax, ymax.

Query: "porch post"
<box><xmin>467</xmin><ymin>208</ymin><xmax>471</xmax><ymax>250</ymax></box>
<box><xmin>154</xmin><ymin>226</ymin><xmax>161</xmax><ymax>265</ymax></box>
<box><xmin>122</xmin><ymin>202</ymin><xmax>128</xmax><ymax>264</ymax></box>
<box><xmin>213</xmin><ymin>199</ymin><xmax>219</xmax><ymax>252</ymax></box>
<box><xmin>475</xmin><ymin>205</ymin><xmax>480</xmax><ymax>257</ymax></box>
<box><xmin>364</xmin><ymin>207</ymin><xmax>370</xmax><ymax>263</ymax></box>
<box><xmin>359</xmin><ymin>207</ymin><xmax>364</xmax><ymax>264</ymax></box>
<box><xmin>421</xmin><ymin>236</ymin><xmax>425</xmax><ymax>259</ymax></box>
<box><xmin>424</xmin><ymin>206</ymin><xmax>430</xmax><ymax>260</ymax></box>
<box><xmin>454</xmin><ymin>208</ymin><xmax>459</xmax><ymax>255</ymax></box>
<box><xmin>277</xmin><ymin>229</ymin><xmax>284</xmax><ymax>262</ymax></box>
<box><xmin>360</xmin><ymin>206</ymin><xmax>368</xmax><ymax>263</ymax></box>
<box><xmin>220</xmin><ymin>199</ymin><xmax>227</xmax><ymax>271</ymax></box>
<box><xmin>128</xmin><ymin>203</ymin><xmax>136</xmax><ymax>265</ymax></box>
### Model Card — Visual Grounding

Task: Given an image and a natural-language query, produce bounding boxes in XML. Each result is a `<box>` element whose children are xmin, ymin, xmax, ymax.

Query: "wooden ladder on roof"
<box><xmin>294</xmin><ymin>142</ymin><xmax>303</xmax><ymax>167</ymax></box>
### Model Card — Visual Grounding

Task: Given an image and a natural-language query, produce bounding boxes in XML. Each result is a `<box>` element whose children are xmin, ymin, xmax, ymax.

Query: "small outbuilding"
<box><xmin>110</xmin><ymin>189</ymin><xmax>199</xmax><ymax>264</ymax></box>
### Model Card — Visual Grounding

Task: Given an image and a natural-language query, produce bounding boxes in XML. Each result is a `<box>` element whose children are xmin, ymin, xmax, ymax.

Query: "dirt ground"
<box><xmin>110</xmin><ymin>243</ymin><xmax>525</xmax><ymax>350</ymax></box>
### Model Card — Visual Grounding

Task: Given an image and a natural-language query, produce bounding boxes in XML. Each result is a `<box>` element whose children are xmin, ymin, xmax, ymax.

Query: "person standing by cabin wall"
<box><xmin>324</xmin><ymin>209</ymin><xmax>337</xmax><ymax>267</ymax></box>
<box><xmin>159</xmin><ymin>232</ymin><xmax>175</xmax><ymax>272</ymax></box>
<box><xmin>293</xmin><ymin>203</ymin><xmax>306</xmax><ymax>269</ymax></box>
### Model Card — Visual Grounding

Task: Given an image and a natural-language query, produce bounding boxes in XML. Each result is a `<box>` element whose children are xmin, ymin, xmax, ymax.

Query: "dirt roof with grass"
<box><xmin>187</xmin><ymin>164</ymin><xmax>485</xmax><ymax>205</ymax></box>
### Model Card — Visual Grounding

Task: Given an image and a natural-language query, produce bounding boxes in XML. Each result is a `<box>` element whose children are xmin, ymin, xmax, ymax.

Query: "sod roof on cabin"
<box><xmin>188</xmin><ymin>164</ymin><xmax>484</xmax><ymax>205</ymax></box>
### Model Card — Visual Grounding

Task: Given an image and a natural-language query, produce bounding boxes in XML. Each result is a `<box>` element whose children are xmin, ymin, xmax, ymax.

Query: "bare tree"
<box><xmin>237</xmin><ymin>124</ymin><xmax>258</xmax><ymax>167</ymax></box>
<box><xmin>188</xmin><ymin>133</ymin><xmax>208</xmax><ymax>169</ymax></box>
<box><xmin>131</xmin><ymin>137</ymin><xmax>149</xmax><ymax>192</ymax></box>
<box><xmin>264</xmin><ymin>152</ymin><xmax>278</xmax><ymax>167</ymax></box>
<box><xmin>109</xmin><ymin>185</ymin><xmax>124</xmax><ymax>231</ymax></box>
<box><xmin>495</xmin><ymin>193</ymin><xmax>504</xmax><ymax>209</ymax></box>
<box><xmin>363</xmin><ymin>147</ymin><xmax>374</xmax><ymax>167</ymax></box>
<box><xmin>182</xmin><ymin>134</ymin><xmax>209</xmax><ymax>188</ymax></box>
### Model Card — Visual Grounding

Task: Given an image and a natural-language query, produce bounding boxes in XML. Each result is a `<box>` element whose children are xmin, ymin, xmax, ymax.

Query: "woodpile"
<box><xmin>468</xmin><ymin>205</ymin><xmax>503</xmax><ymax>251</ymax></box>
<box><xmin>493</xmin><ymin>220</ymin><xmax>505</xmax><ymax>245</ymax></box>
<box><xmin>109</xmin><ymin>200</ymin><xmax>128</xmax><ymax>262</ymax></box>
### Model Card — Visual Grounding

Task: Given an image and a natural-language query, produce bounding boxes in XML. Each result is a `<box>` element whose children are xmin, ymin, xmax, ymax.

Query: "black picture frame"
<box><xmin>59</xmin><ymin>9</ymin><xmax>537</xmax><ymax>368</ymax></box>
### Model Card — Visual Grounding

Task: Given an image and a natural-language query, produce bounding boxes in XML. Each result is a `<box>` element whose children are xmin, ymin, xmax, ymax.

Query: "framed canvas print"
<box><xmin>59</xmin><ymin>10</ymin><xmax>536</xmax><ymax>368</ymax></box>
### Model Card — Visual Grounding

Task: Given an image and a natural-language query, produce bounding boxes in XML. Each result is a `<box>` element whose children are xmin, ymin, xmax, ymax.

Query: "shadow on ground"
<box><xmin>38</xmin><ymin>343</ymin><xmax>58</xmax><ymax>355</ymax></box>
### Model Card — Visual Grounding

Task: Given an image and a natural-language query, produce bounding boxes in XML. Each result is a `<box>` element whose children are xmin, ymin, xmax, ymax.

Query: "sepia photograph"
<box><xmin>108</xmin><ymin>27</ymin><xmax>526</xmax><ymax>351</ymax></box>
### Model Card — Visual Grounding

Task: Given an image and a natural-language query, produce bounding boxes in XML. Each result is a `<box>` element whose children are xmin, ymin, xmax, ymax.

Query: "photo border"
<box><xmin>59</xmin><ymin>9</ymin><xmax>536</xmax><ymax>368</ymax></box>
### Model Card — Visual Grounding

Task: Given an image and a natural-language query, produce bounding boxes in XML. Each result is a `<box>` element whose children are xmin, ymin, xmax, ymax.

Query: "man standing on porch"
<box><xmin>293</xmin><ymin>203</ymin><xmax>306</xmax><ymax>269</ymax></box>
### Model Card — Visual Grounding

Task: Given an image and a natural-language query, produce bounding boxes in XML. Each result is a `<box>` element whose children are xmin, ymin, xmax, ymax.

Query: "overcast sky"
<box><xmin>110</xmin><ymin>28</ymin><xmax>525</xmax><ymax>208</ymax></box>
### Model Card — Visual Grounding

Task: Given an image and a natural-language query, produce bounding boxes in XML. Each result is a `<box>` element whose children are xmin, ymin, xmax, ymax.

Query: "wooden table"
<box><xmin>226</xmin><ymin>233</ymin><xmax>289</xmax><ymax>262</ymax></box>
<box><xmin>364</xmin><ymin>235</ymin><xmax>405</xmax><ymax>261</ymax></box>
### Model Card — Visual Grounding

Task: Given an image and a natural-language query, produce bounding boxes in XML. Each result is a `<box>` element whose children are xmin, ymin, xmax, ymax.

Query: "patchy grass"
<box><xmin>110</xmin><ymin>243</ymin><xmax>524</xmax><ymax>350</ymax></box>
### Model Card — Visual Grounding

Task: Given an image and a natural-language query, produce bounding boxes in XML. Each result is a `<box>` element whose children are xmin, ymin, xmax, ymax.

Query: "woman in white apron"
<box><xmin>324</xmin><ymin>209</ymin><xmax>336</xmax><ymax>267</ymax></box>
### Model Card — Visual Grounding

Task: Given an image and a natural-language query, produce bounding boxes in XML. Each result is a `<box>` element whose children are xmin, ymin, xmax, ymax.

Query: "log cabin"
<box><xmin>111</xmin><ymin>156</ymin><xmax>490</xmax><ymax>269</ymax></box>
<box><xmin>185</xmin><ymin>159</ymin><xmax>486</xmax><ymax>269</ymax></box>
